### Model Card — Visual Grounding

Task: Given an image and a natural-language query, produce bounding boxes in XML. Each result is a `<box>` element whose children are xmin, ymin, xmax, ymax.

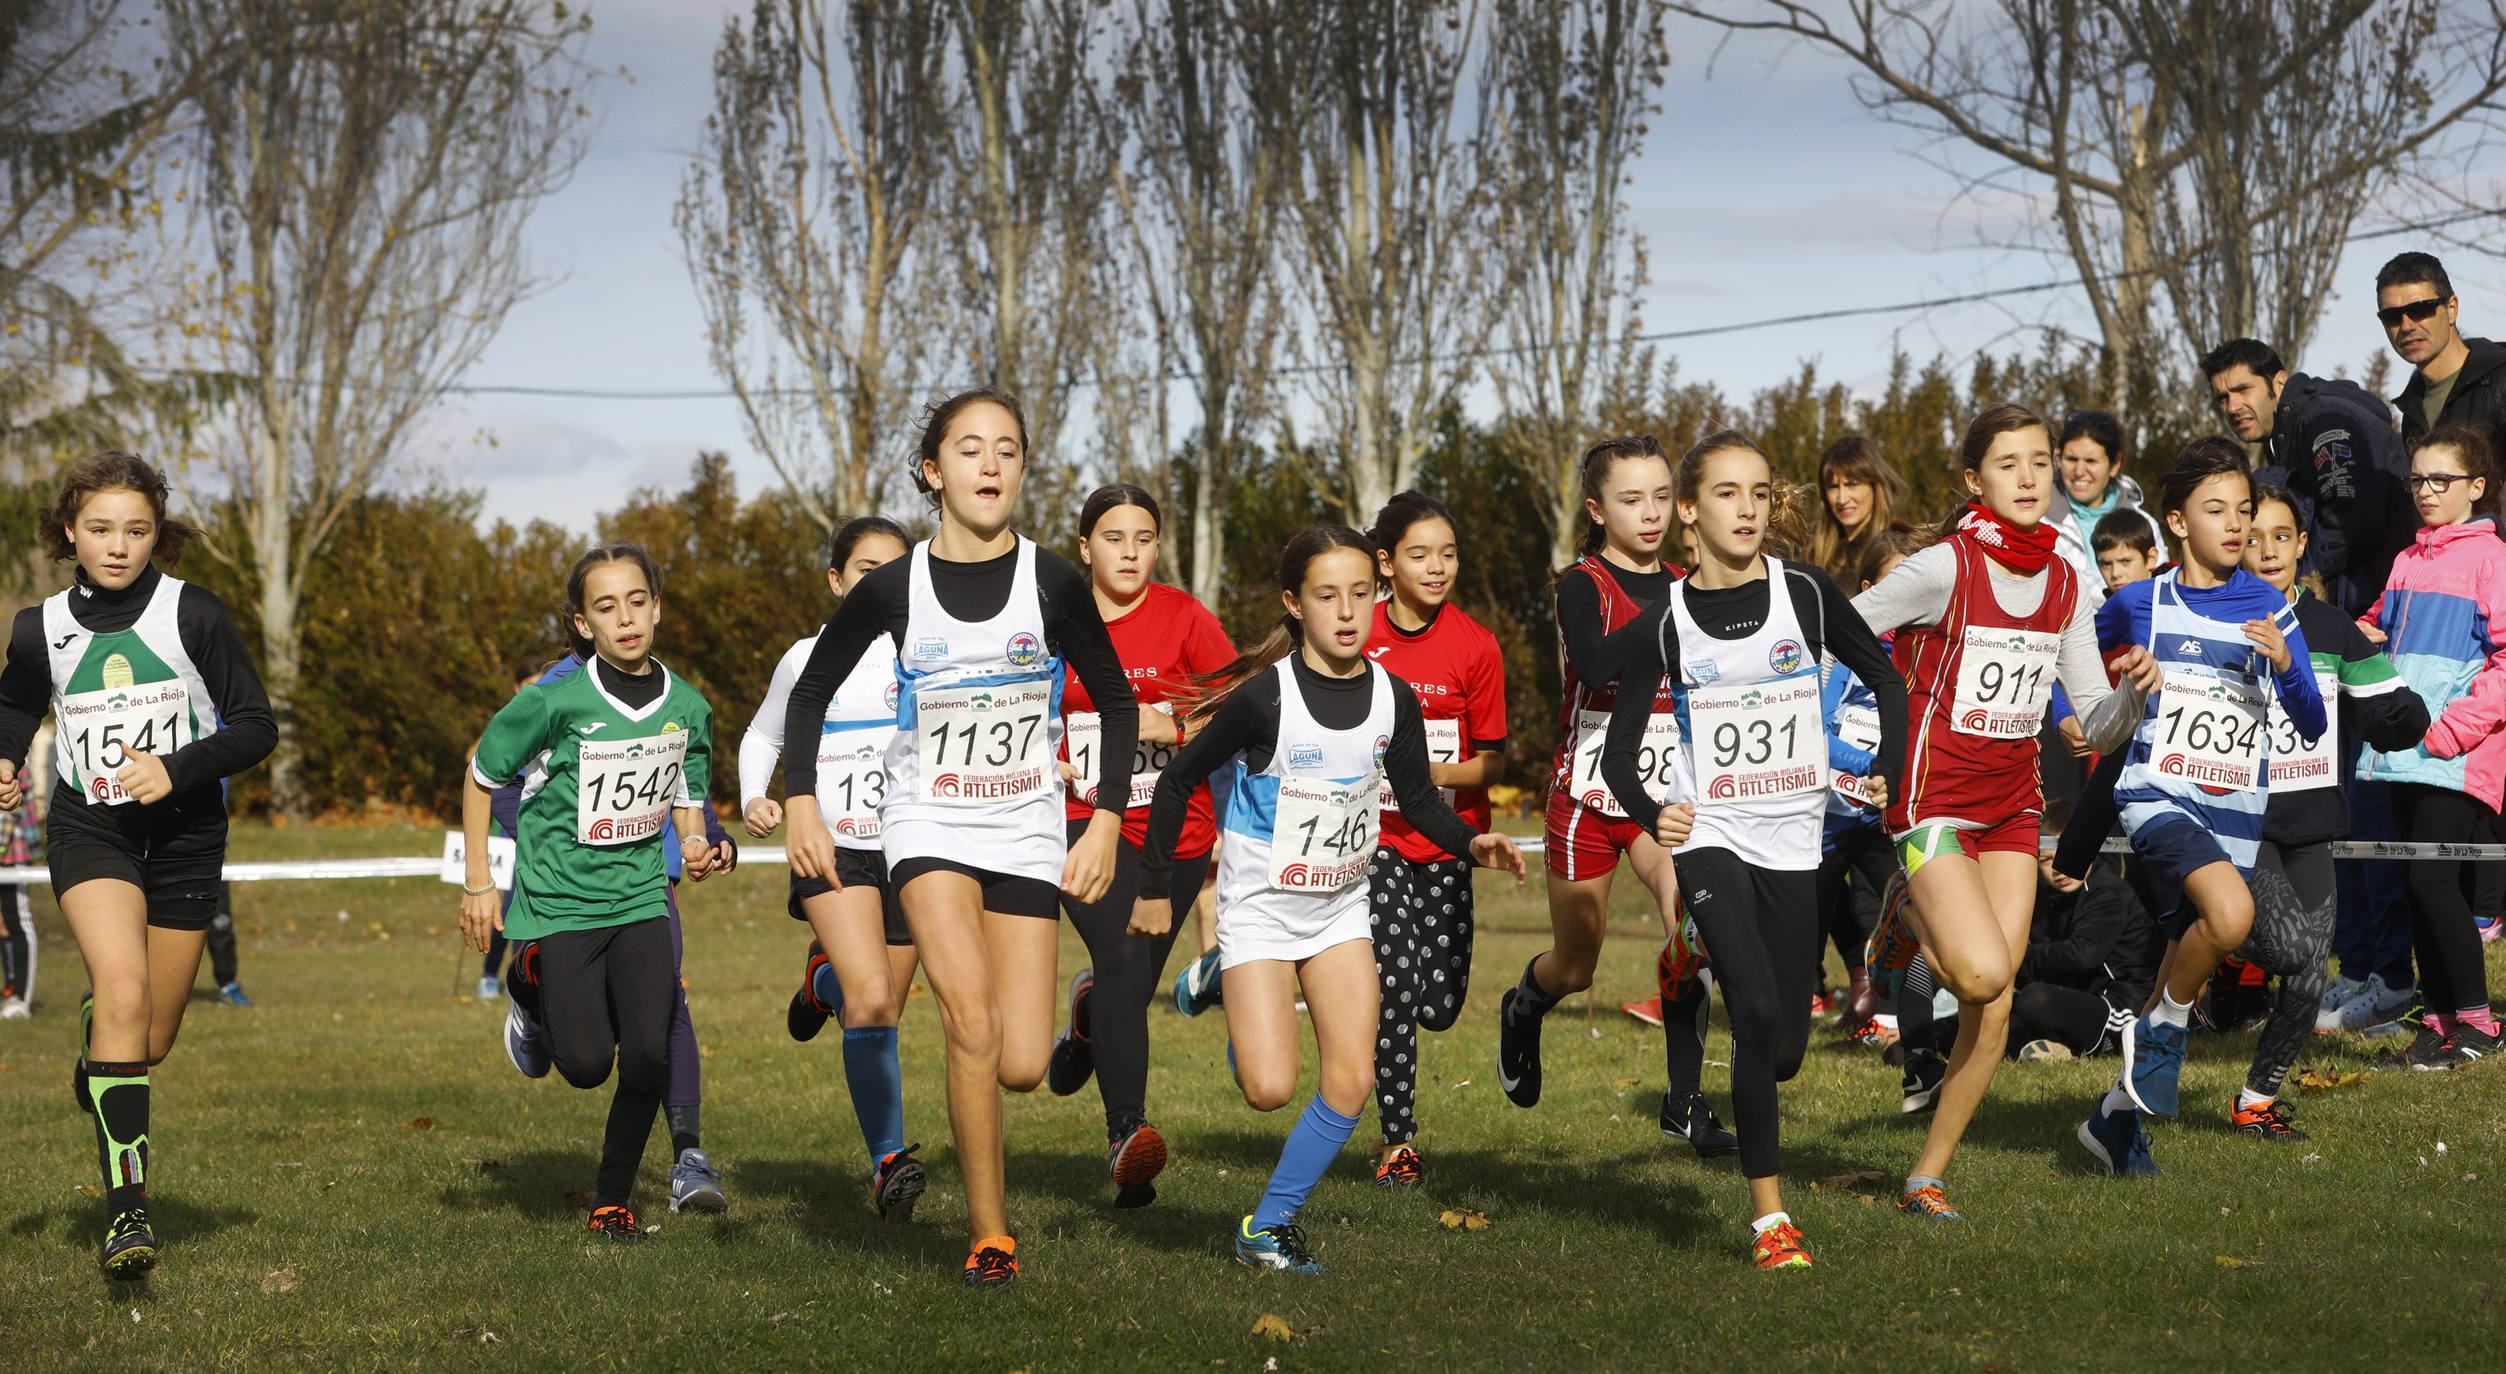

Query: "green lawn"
<box><xmin>2</xmin><ymin>823</ymin><xmax>2500</xmax><ymax>1371</ymax></box>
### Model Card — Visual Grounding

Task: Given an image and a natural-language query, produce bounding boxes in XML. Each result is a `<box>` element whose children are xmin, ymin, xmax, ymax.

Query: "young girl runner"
<box><xmin>0</xmin><ymin>451</ymin><xmax>275</xmax><ymax>1280</ymax></box>
<box><xmin>1809</xmin><ymin>435</ymin><xmax>1908</xmax><ymax>585</ymax></box>
<box><xmin>2358</xmin><ymin>424</ymin><xmax>2506</xmax><ymax>1070</ymax></box>
<box><xmin>1502</xmin><ymin>437</ymin><xmax>1692</xmax><ymax>1120</ymax></box>
<box><xmin>1852</xmin><ymin>404</ymin><xmax>2159</xmax><ymax>1220</ymax></box>
<box><xmin>1357</xmin><ymin>490</ymin><xmax>1509</xmax><ymax>1187</ymax></box>
<box><xmin>1602</xmin><ymin>432</ymin><xmax>1904</xmax><ymax>1269</ymax></box>
<box><xmin>1133</xmin><ymin>526</ymin><xmax>1525</xmax><ymax>1274</ymax></box>
<box><xmin>1043</xmin><ymin>484</ymin><xmax>1234</xmax><ymax>1207</ymax></box>
<box><xmin>739</xmin><ymin>515</ymin><xmax>927</xmax><ymax>1220</ymax></box>
<box><xmin>780</xmin><ymin>387</ymin><xmax>1138</xmax><ymax>1288</ymax></box>
<box><xmin>460</xmin><ymin>544</ymin><xmax>718</xmax><ymax>1243</ymax></box>
<box><xmin>2232</xmin><ymin>483</ymin><xmax>2426</xmax><ymax>1135</ymax></box>
<box><xmin>2075</xmin><ymin>441</ymin><xmax>2325</xmax><ymax>1174</ymax></box>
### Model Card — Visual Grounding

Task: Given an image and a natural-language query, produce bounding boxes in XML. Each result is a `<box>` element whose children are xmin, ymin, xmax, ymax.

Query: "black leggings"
<box><xmin>2391</xmin><ymin>783</ymin><xmax>2494</xmax><ymax>1016</ymax></box>
<box><xmin>1059</xmin><ymin>820</ymin><xmax>1210</xmax><ymax>1137</ymax></box>
<box><xmin>2240</xmin><ymin>839</ymin><xmax>2335</xmax><ymax>1097</ymax></box>
<box><xmin>532</xmin><ymin>917</ymin><xmax>676</xmax><ymax>1207</ymax></box>
<box><xmin>2006</xmin><ymin>982</ymin><xmax>2122</xmax><ymax>1057</ymax></box>
<box><xmin>1367</xmin><ymin>847</ymin><xmax>1475</xmax><ymax>1145</ymax></box>
<box><xmin>1815</xmin><ymin>825</ymin><xmax>1891</xmax><ymax>976</ymax></box>
<box><xmin>1674</xmin><ymin>849</ymin><xmax>1816</xmax><ymax>1180</ymax></box>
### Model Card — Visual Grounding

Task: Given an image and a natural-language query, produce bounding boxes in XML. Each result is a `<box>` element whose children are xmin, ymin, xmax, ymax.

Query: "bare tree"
<box><xmin>1241</xmin><ymin>0</ymin><xmax>1513</xmax><ymax>522</ymax></box>
<box><xmin>677</xmin><ymin>0</ymin><xmax>951</xmax><ymax>529</ymax></box>
<box><xmin>943</xmin><ymin>0</ymin><xmax>1118</xmax><ymax>520</ymax></box>
<box><xmin>1674</xmin><ymin>0</ymin><xmax>2506</xmax><ymax>404</ymax></box>
<box><xmin>1483</xmin><ymin>0</ymin><xmax>1669</xmax><ymax>566</ymax></box>
<box><xmin>1101</xmin><ymin>0</ymin><xmax>1285</xmax><ymax>603</ymax></box>
<box><xmin>159</xmin><ymin>0</ymin><xmax>593</xmax><ymax>817</ymax></box>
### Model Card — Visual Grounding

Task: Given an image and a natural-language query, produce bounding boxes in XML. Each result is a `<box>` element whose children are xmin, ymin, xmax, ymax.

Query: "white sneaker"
<box><xmin>0</xmin><ymin>996</ymin><xmax>27</xmax><ymax>1020</ymax></box>
<box><xmin>2332</xmin><ymin>974</ymin><xmax>2415</xmax><ymax>1033</ymax></box>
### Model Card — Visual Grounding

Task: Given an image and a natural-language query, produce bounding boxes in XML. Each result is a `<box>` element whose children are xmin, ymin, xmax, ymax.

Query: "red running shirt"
<box><xmin>1549</xmin><ymin>555</ymin><xmax>1682</xmax><ymax>812</ymax></box>
<box><xmin>1368</xmin><ymin>599</ymin><xmax>1509</xmax><ymax>863</ymax></box>
<box><xmin>1886</xmin><ymin>534</ymin><xmax>2081</xmax><ymax>833</ymax></box>
<box><xmin>1061</xmin><ymin>581</ymin><xmax>1235</xmax><ymax>856</ymax></box>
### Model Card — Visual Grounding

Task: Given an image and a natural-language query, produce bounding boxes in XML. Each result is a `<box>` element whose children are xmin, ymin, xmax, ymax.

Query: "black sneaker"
<box><xmin>786</xmin><ymin>944</ymin><xmax>832</xmax><ymax>1043</ymax></box>
<box><xmin>873</xmin><ymin>1144</ymin><xmax>927</xmax><ymax>1224</ymax></box>
<box><xmin>2413</xmin><ymin>1022</ymin><xmax>2504</xmax><ymax>1071</ymax></box>
<box><xmin>1046</xmin><ymin>970</ymin><xmax>1096</xmax><ymax>1097</ymax></box>
<box><xmin>1660</xmin><ymin>1090</ymin><xmax>1739</xmax><ymax>1159</ymax></box>
<box><xmin>2396</xmin><ymin>1022</ymin><xmax>2453</xmax><ymax>1068</ymax></box>
<box><xmin>1108</xmin><ymin>1120</ymin><xmax>1166</xmax><ymax>1208</ymax></box>
<box><xmin>1497</xmin><ymin>984</ymin><xmax>1544</xmax><ymax>1109</ymax></box>
<box><xmin>1900</xmin><ymin>1048</ymin><xmax>1947</xmax><ymax>1114</ymax></box>
<box><xmin>100</xmin><ymin>1205</ymin><xmax>157</xmax><ymax>1280</ymax></box>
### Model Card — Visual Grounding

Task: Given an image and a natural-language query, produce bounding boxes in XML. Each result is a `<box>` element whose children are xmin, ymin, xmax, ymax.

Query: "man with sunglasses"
<box><xmin>2380</xmin><ymin>251</ymin><xmax>2506</xmax><ymax>458</ymax></box>
<box><xmin>2202</xmin><ymin>337</ymin><xmax>2413</xmax><ymax>619</ymax></box>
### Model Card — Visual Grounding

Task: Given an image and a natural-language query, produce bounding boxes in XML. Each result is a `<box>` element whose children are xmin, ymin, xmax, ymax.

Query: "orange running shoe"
<box><xmin>1620</xmin><ymin>996</ymin><xmax>1666</xmax><ymax>1027</ymax></box>
<box><xmin>1374</xmin><ymin>1143</ymin><xmax>1424</xmax><ymax>1189</ymax></box>
<box><xmin>1750</xmin><ymin>1219</ymin><xmax>1814</xmax><ymax>1269</ymax></box>
<box><xmin>1865</xmin><ymin>871</ymin><xmax>1921</xmax><ymax>1000</ymax></box>
<box><xmin>1896</xmin><ymin>1183</ymin><xmax>1964</xmax><ymax>1221</ymax></box>
<box><xmin>962</xmin><ymin>1236</ymin><xmax>1018</xmax><ymax>1289</ymax></box>
<box><xmin>586</xmin><ymin>1204</ymin><xmax>644</xmax><ymax>1242</ymax></box>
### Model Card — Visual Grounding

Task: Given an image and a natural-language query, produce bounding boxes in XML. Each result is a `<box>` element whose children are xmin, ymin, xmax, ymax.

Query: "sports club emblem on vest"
<box><xmin>1006</xmin><ymin>631</ymin><xmax>1043</xmax><ymax>667</ymax></box>
<box><xmin>1768</xmin><ymin>639</ymin><xmax>1805</xmax><ymax>675</ymax></box>
<box><xmin>102</xmin><ymin>653</ymin><xmax>134</xmax><ymax>689</ymax></box>
<box><xmin>1288</xmin><ymin>743</ymin><xmax>1326</xmax><ymax>771</ymax></box>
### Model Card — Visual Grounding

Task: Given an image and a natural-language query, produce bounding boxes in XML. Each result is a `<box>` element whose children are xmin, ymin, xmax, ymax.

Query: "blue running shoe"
<box><xmin>668</xmin><ymin>1147</ymin><xmax>728</xmax><ymax>1213</ymax></box>
<box><xmin>2077</xmin><ymin>1101</ymin><xmax>2159</xmax><ymax>1178</ymax></box>
<box><xmin>1173</xmin><ymin>948</ymin><xmax>1223</xmax><ymax>1018</ymax></box>
<box><xmin>1235</xmin><ymin>1217</ymin><xmax>1323</xmax><ymax>1274</ymax></box>
<box><xmin>503</xmin><ymin>993</ymin><xmax>552</xmax><ymax>1079</ymax></box>
<box><xmin>2120</xmin><ymin>1013</ymin><xmax>2187</xmax><ymax>1119</ymax></box>
<box><xmin>216</xmin><ymin>981</ymin><xmax>254</xmax><ymax>1008</ymax></box>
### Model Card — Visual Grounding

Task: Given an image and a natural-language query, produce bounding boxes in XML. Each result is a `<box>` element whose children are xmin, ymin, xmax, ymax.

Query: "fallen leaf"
<box><xmin>399</xmin><ymin>1117</ymin><xmax>435</xmax><ymax>1132</ymax></box>
<box><xmin>2215</xmin><ymin>1255</ymin><xmax>2259</xmax><ymax>1269</ymax></box>
<box><xmin>1813</xmin><ymin>1169</ymin><xmax>1889</xmax><ymax>1192</ymax></box>
<box><xmin>1612</xmin><ymin>1076</ymin><xmax>1640</xmax><ymax>1089</ymax></box>
<box><xmin>261</xmin><ymin>1267</ymin><xmax>300</xmax><ymax>1294</ymax></box>
<box><xmin>2295</xmin><ymin>1066</ymin><xmax>2374</xmax><ymax>1093</ymax></box>
<box><xmin>1249</xmin><ymin>1313</ymin><xmax>1296</xmax><ymax>1342</ymax></box>
<box><xmin>80</xmin><ymin>1183</ymin><xmax>101</xmax><ymax>1198</ymax></box>
<box><xmin>1451</xmin><ymin>1079</ymin><xmax>1472</xmax><ymax>1089</ymax></box>
<box><xmin>1437</xmin><ymin>1209</ymin><xmax>1491</xmax><ymax>1231</ymax></box>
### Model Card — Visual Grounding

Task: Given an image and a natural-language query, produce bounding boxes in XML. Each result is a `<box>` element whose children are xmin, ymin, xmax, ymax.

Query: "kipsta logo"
<box><xmin>1768</xmin><ymin>639</ymin><xmax>1805</xmax><ymax>674</ymax></box>
<box><xmin>1288</xmin><ymin>743</ymin><xmax>1326</xmax><ymax>771</ymax></box>
<box><xmin>1006</xmin><ymin>632</ymin><xmax>1043</xmax><ymax>667</ymax></box>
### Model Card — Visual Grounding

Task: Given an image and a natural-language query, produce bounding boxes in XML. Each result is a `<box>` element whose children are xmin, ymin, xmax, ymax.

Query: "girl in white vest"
<box><xmin>779</xmin><ymin>388</ymin><xmax>1139</xmax><ymax>1289</ymax></box>
<box><xmin>0</xmin><ymin>451</ymin><xmax>277</xmax><ymax>1281</ymax></box>
<box><xmin>1132</xmin><ymin>525</ymin><xmax>1525</xmax><ymax>1276</ymax></box>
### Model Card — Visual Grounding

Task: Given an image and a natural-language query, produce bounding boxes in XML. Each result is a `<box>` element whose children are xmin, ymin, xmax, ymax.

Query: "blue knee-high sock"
<box><xmin>840</xmin><ymin>1026</ymin><xmax>904</xmax><ymax>1167</ymax></box>
<box><xmin>1251</xmin><ymin>1096</ymin><xmax>1361</xmax><ymax>1230</ymax></box>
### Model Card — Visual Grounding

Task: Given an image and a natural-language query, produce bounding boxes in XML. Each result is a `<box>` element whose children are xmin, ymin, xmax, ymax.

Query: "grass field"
<box><xmin>2</xmin><ymin>822</ymin><xmax>2501</xmax><ymax>1371</ymax></box>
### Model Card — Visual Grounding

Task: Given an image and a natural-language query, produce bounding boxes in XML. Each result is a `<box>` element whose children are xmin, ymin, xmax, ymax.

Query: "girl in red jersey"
<box><xmin>1044</xmin><ymin>484</ymin><xmax>1235</xmax><ymax>1207</ymax></box>
<box><xmin>1359</xmin><ymin>490</ymin><xmax>1508</xmax><ymax>1187</ymax></box>
<box><xmin>1498</xmin><ymin>437</ymin><xmax>1689</xmax><ymax>1112</ymax></box>
<box><xmin>1851</xmin><ymin>403</ymin><xmax>2158</xmax><ymax>1221</ymax></box>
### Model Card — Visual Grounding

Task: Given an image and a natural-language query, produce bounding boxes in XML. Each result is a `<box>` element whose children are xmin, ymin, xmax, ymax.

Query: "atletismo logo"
<box><xmin>1006</xmin><ymin>631</ymin><xmax>1043</xmax><ymax>667</ymax></box>
<box><xmin>1768</xmin><ymin>639</ymin><xmax>1805</xmax><ymax>675</ymax></box>
<box><xmin>1961</xmin><ymin>707</ymin><xmax>1991</xmax><ymax>731</ymax></box>
<box><xmin>931</xmin><ymin>772</ymin><xmax>963</xmax><ymax>798</ymax></box>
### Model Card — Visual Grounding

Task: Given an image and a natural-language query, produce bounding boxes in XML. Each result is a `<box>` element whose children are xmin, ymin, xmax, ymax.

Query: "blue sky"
<box><xmin>413</xmin><ymin>1</ymin><xmax>2501</xmax><ymax>532</ymax></box>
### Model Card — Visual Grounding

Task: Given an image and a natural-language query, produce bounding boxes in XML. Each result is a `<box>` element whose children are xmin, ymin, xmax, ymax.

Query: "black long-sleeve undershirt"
<box><xmin>1600</xmin><ymin>562</ymin><xmax>1905</xmax><ymax>835</ymax></box>
<box><xmin>1137</xmin><ymin>655</ymin><xmax>1476</xmax><ymax>899</ymax></box>
<box><xmin>0</xmin><ymin>565</ymin><xmax>277</xmax><ymax>796</ymax></box>
<box><xmin>1556</xmin><ymin>561</ymin><xmax>1676</xmax><ymax>689</ymax></box>
<box><xmin>780</xmin><ymin>539</ymin><xmax>1136</xmax><ymax>807</ymax></box>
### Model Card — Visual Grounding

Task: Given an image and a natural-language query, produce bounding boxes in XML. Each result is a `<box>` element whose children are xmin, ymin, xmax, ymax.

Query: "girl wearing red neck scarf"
<box><xmin>1849</xmin><ymin>403</ymin><xmax>2162</xmax><ymax>1223</ymax></box>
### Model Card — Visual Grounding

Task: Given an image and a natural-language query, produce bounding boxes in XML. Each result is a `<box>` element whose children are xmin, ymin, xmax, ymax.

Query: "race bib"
<box><xmin>2149</xmin><ymin>671</ymin><xmax>2267</xmax><ymax>791</ymax></box>
<box><xmin>56</xmin><ymin>679</ymin><xmax>195</xmax><ymax>807</ymax></box>
<box><xmin>1952</xmin><ymin>626</ymin><xmax>2061</xmax><ymax>738</ymax></box>
<box><xmin>1831</xmin><ymin>702</ymin><xmax>1884</xmax><ymax>808</ymax></box>
<box><xmin>915</xmin><ymin>679</ymin><xmax>1055</xmax><ymax>802</ymax></box>
<box><xmin>2266</xmin><ymin>672</ymin><xmax>2338</xmax><ymax>794</ymax></box>
<box><xmin>577</xmin><ymin>732</ymin><xmax>689</xmax><ymax>847</ymax></box>
<box><xmin>1689</xmin><ymin>677</ymin><xmax>1825</xmax><ymax>804</ymax></box>
<box><xmin>1381</xmin><ymin>718</ymin><xmax>1461</xmax><ymax>812</ymax></box>
<box><xmin>1267</xmin><ymin>774</ymin><xmax>1378</xmax><ymax>893</ymax></box>
<box><xmin>815</xmin><ymin>727</ymin><xmax>888</xmax><ymax>840</ymax></box>
<box><xmin>1568</xmin><ymin>707</ymin><xmax>1679</xmax><ymax>817</ymax></box>
<box><xmin>1066</xmin><ymin>709</ymin><xmax>1178</xmax><ymax>810</ymax></box>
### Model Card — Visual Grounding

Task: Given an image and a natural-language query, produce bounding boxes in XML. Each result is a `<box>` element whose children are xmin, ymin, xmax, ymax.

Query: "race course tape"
<box><xmin>5</xmin><ymin>833</ymin><xmax>2505</xmax><ymax>886</ymax></box>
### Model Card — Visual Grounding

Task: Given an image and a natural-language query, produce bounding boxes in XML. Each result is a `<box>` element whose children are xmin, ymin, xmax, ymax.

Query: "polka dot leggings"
<box><xmin>1369</xmin><ymin>847</ymin><xmax>1475</xmax><ymax>1145</ymax></box>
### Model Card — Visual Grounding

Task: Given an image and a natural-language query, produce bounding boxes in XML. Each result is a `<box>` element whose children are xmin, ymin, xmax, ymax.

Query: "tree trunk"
<box><xmin>255</xmin><ymin>544</ymin><xmax>305</xmax><ymax>821</ymax></box>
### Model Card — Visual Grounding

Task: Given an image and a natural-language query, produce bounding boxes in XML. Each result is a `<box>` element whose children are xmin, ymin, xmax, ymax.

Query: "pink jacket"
<box><xmin>2360</xmin><ymin>517</ymin><xmax>2506</xmax><ymax>806</ymax></box>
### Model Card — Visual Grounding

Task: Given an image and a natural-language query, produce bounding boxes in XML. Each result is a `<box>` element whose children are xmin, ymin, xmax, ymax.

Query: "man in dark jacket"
<box><xmin>2202</xmin><ymin>337</ymin><xmax>2411</xmax><ymax>617</ymax></box>
<box><xmin>2378</xmin><ymin>251</ymin><xmax>2506</xmax><ymax>456</ymax></box>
